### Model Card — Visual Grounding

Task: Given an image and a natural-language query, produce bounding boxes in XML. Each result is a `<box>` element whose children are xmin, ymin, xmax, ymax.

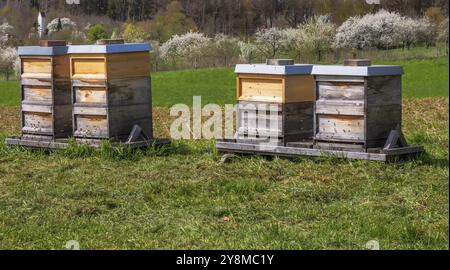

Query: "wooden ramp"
<box><xmin>216</xmin><ymin>140</ymin><xmax>424</xmax><ymax>162</ymax></box>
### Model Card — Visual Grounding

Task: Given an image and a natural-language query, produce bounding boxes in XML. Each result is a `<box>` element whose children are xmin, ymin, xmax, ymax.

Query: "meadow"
<box><xmin>0</xmin><ymin>57</ymin><xmax>448</xmax><ymax>250</ymax></box>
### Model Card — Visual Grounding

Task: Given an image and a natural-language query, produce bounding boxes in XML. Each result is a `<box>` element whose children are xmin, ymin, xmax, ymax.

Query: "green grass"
<box><xmin>1</xmin><ymin>57</ymin><xmax>448</xmax><ymax>107</ymax></box>
<box><xmin>0</xmin><ymin>97</ymin><xmax>448</xmax><ymax>250</ymax></box>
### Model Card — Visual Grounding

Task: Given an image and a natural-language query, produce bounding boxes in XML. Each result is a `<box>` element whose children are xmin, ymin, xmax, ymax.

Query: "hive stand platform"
<box><xmin>5</xmin><ymin>125</ymin><xmax>170</xmax><ymax>150</ymax></box>
<box><xmin>216</xmin><ymin>128</ymin><xmax>424</xmax><ymax>162</ymax></box>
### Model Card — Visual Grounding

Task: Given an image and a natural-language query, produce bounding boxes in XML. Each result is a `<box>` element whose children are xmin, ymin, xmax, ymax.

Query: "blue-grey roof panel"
<box><xmin>67</xmin><ymin>43</ymin><xmax>152</xmax><ymax>54</ymax></box>
<box><xmin>235</xmin><ymin>64</ymin><xmax>313</xmax><ymax>75</ymax></box>
<box><xmin>18</xmin><ymin>46</ymin><xmax>69</xmax><ymax>56</ymax></box>
<box><xmin>312</xmin><ymin>65</ymin><xmax>404</xmax><ymax>77</ymax></box>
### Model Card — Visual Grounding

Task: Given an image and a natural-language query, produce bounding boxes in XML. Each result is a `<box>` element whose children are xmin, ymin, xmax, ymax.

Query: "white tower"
<box><xmin>38</xmin><ymin>11</ymin><xmax>46</xmax><ymax>38</ymax></box>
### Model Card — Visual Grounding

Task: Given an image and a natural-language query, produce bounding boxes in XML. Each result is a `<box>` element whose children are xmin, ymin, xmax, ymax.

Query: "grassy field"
<box><xmin>0</xmin><ymin>57</ymin><xmax>448</xmax><ymax>250</ymax></box>
<box><xmin>1</xmin><ymin>57</ymin><xmax>448</xmax><ymax>107</ymax></box>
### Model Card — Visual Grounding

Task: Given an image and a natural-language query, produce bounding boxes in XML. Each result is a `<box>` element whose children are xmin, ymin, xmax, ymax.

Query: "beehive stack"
<box><xmin>312</xmin><ymin>59</ymin><xmax>404</xmax><ymax>151</ymax></box>
<box><xmin>68</xmin><ymin>41</ymin><xmax>153</xmax><ymax>141</ymax></box>
<box><xmin>18</xmin><ymin>41</ymin><xmax>72</xmax><ymax>139</ymax></box>
<box><xmin>235</xmin><ymin>60</ymin><xmax>314</xmax><ymax>145</ymax></box>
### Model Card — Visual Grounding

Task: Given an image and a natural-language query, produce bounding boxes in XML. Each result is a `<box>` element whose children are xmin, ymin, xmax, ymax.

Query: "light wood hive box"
<box><xmin>311</xmin><ymin>62</ymin><xmax>404</xmax><ymax>150</ymax></box>
<box><xmin>68</xmin><ymin>42</ymin><xmax>153</xmax><ymax>140</ymax></box>
<box><xmin>235</xmin><ymin>61</ymin><xmax>314</xmax><ymax>145</ymax></box>
<box><xmin>18</xmin><ymin>43</ymin><xmax>72</xmax><ymax>139</ymax></box>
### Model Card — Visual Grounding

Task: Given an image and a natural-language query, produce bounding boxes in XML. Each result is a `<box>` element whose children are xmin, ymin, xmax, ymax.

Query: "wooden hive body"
<box><xmin>312</xmin><ymin>65</ymin><xmax>404</xmax><ymax>151</ymax></box>
<box><xmin>18</xmin><ymin>45</ymin><xmax>72</xmax><ymax>139</ymax></box>
<box><xmin>68</xmin><ymin>43</ymin><xmax>153</xmax><ymax>141</ymax></box>
<box><xmin>235</xmin><ymin>63</ymin><xmax>314</xmax><ymax>145</ymax></box>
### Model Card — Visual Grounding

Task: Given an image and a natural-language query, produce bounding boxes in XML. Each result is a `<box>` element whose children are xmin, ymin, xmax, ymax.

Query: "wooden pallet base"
<box><xmin>216</xmin><ymin>140</ymin><xmax>424</xmax><ymax>162</ymax></box>
<box><xmin>5</xmin><ymin>136</ymin><xmax>170</xmax><ymax>150</ymax></box>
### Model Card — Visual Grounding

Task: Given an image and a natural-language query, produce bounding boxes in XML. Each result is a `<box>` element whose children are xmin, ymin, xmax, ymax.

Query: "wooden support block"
<box><xmin>344</xmin><ymin>59</ymin><xmax>372</xmax><ymax>66</ymax></box>
<box><xmin>266</xmin><ymin>59</ymin><xmax>295</xmax><ymax>66</ymax></box>
<box><xmin>96</xmin><ymin>39</ymin><xmax>125</xmax><ymax>45</ymax></box>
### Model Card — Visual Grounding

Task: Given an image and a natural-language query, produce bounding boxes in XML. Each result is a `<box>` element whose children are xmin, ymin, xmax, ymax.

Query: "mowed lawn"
<box><xmin>0</xmin><ymin>57</ymin><xmax>448</xmax><ymax>250</ymax></box>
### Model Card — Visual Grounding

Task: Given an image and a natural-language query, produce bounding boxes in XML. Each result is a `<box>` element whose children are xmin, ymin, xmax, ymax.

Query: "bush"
<box><xmin>0</xmin><ymin>22</ymin><xmax>14</xmax><ymax>47</ymax></box>
<box><xmin>47</xmin><ymin>18</ymin><xmax>76</xmax><ymax>36</ymax></box>
<box><xmin>160</xmin><ymin>31</ymin><xmax>210</xmax><ymax>69</ymax></box>
<box><xmin>87</xmin><ymin>24</ymin><xmax>109</xmax><ymax>42</ymax></box>
<box><xmin>298</xmin><ymin>16</ymin><xmax>335</xmax><ymax>61</ymax></box>
<box><xmin>0</xmin><ymin>47</ymin><xmax>19</xmax><ymax>80</ymax></box>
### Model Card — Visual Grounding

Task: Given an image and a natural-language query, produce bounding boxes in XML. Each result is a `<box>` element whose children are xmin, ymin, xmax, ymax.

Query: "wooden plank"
<box><xmin>74</xmin><ymin>115</ymin><xmax>108</xmax><ymax>138</ymax></box>
<box><xmin>21</xmin><ymin>103</ymin><xmax>52</xmax><ymax>113</ymax></box>
<box><xmin>107</xmin><ymin>52</ymin><xmax>150</xmax><ymax>79</ymax></box>
<box><xmin>382</xmin><ymin>145</ymin><xmax>424</xmax><ymax>155</ymax></box>
<box><xmin>22</xmin><ymin>112</ymin><xmax>53</xmax><ymax>134</ymax></box>
<box><xmin>315</xmin><ymin>100</ymin><xmax>365</xmax><ymax>116</ymax></box>
<box><xmin>73</xmin><ymin>106</ymin><xmax>107</xmax><ymax>116</ymax></box>
<box><xmin>75</xmin><ymin>87</ymin><xmax>107</xmax><ymax>104</ymax></box>
<box><xmin>107</xmin><ymin>78</ymin><xmax>151</xmax><ymax>106</ymax></box>
<box><xmin>39</xmin><ymin>40</ymin><xmax>67</xmax><ymax>47</ymax></box>
<box><xmin>53</xmin><ymin>55</ymin><xmax>71</xmax><ymax>80</ymax></box>
<box><xmin>71</xmin><ymin>57</ymin><xmax>106</xmax><ymax>77</ymax></box>
<box><xmin>21</xmin><ymin>58</ymin><xmax>52</xmax><ymax>74</ymax></box>
<box><xmin>317</xmin><ymin>115</ymin><xmax>365</xmax><ymax>141</ymax></box>
<box><xmin>284</xmin><ymin>75</ymin><xmax>314</xmax><ymax>102</ymax></box>
<box><xmin>315</xmin><ymin>75</ymin><xmax>365</xmax><ymax>83</ymax></box>
<box><xmin>21</xmin><ymin>77</ymin><xmax>52</xmax><ymax>86</ymax></box>
<box><xmin>23</xmin><ymin>86</ymin><xmax>52</xmax><ymax>102</ymax></box>
<box><xmin>216</xmin><ymin>141</ymin><xmax>388</xmax><ymax>161</ymax></box>
<box><xmin>238</xmin><ymin>78</ymin><xmax>283</xmax><ymax>103</ymax></box>
<box><xmin>71</xmin><ymin>79</ymin><xmax>107</xmax><ymax>88</ymax></box>
<box><xmin>108</xmin><ymin>104</ymin><xmax>153</xmax><ymax>139</ymax></box>
<box><xmin>317</xmin><ymin>82</ymin><xmax>365</xmax><ymax>100</ymax></box>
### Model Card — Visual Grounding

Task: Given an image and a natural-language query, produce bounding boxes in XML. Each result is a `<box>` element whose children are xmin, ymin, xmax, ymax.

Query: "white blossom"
<box><xmin>0</xmin><ymin>47</ymin><xmax>20</xmax><ymax>77</ymax></box>
<box><xmin>238</xmin><ymin>41</ymin><xmax>259</xmax><ymax>63</ymax></box>
<box><xmin>160</xmin><ymin>32</ymin><xmax>211</xmax><ymax>68</ymax></box>
<box><xmin>0</xmin><ymin>22</ymin><xmax>14</xmax><ymax>47</ymax></box>
<box><xmin>255</xmin><ymin>27</ymin><xmax>289</xmax><ymax>58</ymax></box>
<box><xmin>47</xmin><ymin>18</ymin><xmax>77</xmax><ymax>35</ymax></box>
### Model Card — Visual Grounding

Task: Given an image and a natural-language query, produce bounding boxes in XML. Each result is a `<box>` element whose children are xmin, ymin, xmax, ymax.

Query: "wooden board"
<box><xmin>284</xmin><ymin>75</ymin><xmax>314</xmax><ymax>102</ymax></box>
<box><xmin>316</xmin><ymin>115</ymin><xmax>365</xmax><ymax>142</ymax></box>
<box><xmin>71</xmin><ymin>55</ymin><xmax>106</xmax><ymax>79</ymax></box>
<box><xmin>21</xmin><ymin>58</ymin><xmax>52</xmax><ymax>75</ymax></box>
<box><xmin>74</xmin><ymin>115</ymin><xmax>108</xmax><ymax>138</ymax></box>
<box><xmin>317</xmin><ymin>82</ymin><xmax>365</xmax><ymax>100</ymax></box>
<box><xmin>107</xmin><ymin>52</ymin><xmax>150</xmax><ymax>79</ymax></box>
<box><xmin>22</xmin><ymin>112</ymin><xmax>53</xmax><ymax>134</ymax></box>
<box><xmin>23</xmin><ymin>86</ymin><xmax>52</xmax><ymax>102</ymax></box>
<box><xmin>216</xmin><ymin>140</ymin><xmax>424</xmax><ymax>162</ymax></box>
<box><xmin>5</xmin><ymin>136</ymin><xmax>170</xmax><ymax>150</ymax></box>
<box><xmin>238</xmin><ymin>77</ymin><xmax>283</xmax><ymax>103</ymax></box>
<box><xmin>75</xmin><ymin>87</ymin><xmax>107</xmax><ymax>104</ymax></box>
<box><xmin>315</xmin><ymin>100</ymin><xmax>365</xmax><ymax>116</ymax></box>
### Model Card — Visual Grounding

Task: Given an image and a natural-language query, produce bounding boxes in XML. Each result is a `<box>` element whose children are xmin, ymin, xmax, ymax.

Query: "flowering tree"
<box><xmin>0</xmin><ymin>47</ymin><xmax>19</xmax><ymax>80</ymax></box>
<box><xmin>255</xmin><ymin>27</ymin><xmax>289</xmax><ymax>59</ymax></box>
<box><xmin>298</xmin><ymin>16</ymin><xmax>335</xmax><ymax>61</ymax></box>
<box><xmin>238</xmin><ymin>41</ymin><xmax>259</xmax><ymax>63</ymax></box>
<box><xmin>0</xmin><ymin>22</ymin><xmax>14</xmax><ymax>47</ymax></box>
<box><xmin>438</xmin><ymin>18</ymin><xmax>449</xmax><ymax>55</ymax></box>
<box><xmin>47</xmin><ymin>18</ymin><xmax>77</xmax><ymax>35</ymax></box>
<box><xmin>160</xmin><ymin>31</ymin><xmax>211</xmax><ymax>69</ymax></box>
<box><xmin>414</xmin><ymin>18</ymin><xmax>436</xmax><ymax>48</ymax></box>
<box><xmin>334</xmin><ymin>10</ymin><xmax>404</xmax><ymax>50</ymax></box>
<box><xmin>212</xmin><ymin>34</ymin><xmax>240</xmax><ymax>67</ymax></box>
<box><xmin>121</xmin><ymin>22</ymin><xmax>148</xmax><ymax>43</ymax></box>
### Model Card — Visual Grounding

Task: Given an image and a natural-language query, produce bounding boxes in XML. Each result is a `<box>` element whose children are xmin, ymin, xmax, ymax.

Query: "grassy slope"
<box><xmin>1</xmin><ymin>57</ymin><xmax>448</xmax><ymax>107</ymax></box>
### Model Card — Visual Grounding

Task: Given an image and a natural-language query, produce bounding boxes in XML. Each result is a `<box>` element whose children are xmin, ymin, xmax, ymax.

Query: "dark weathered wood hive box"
<box><xmin>311</xmin><ymin>61</ymin><xmax>404</xmax><ymax>150</ymax></box>
<box><xmin>18</xmin><ymin>42</ymin><xmax>72</xmax><ymax>139</ymax></box>
<box><xmin>235</xmin><ymin>60</ymin><xmax>314</xmax><ymax>145</ymax></box>
<box><xmin>68</xmin><ymin>42</ymin><xmax>153</xmax><ymax>140</ymax></box>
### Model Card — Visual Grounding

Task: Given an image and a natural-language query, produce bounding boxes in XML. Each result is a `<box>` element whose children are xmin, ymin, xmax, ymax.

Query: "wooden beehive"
<box><xmin>68</xmin><ymin>42</ymin><xmax>153</xmax><ymax>140</ymax></box>
<box><xmin>311</xmin><ymin>61</ymin><xmax>404</xmax><ymax>151</ymax></box>
<box><xmin>18</xmin><ymin>42</ymin><xmax>72</xmax><ymax>139</ymax></box>
<box><xmin>235</xmin><ymin>61</ymin><xmax>314</xmax><ymax>145</ymax></box>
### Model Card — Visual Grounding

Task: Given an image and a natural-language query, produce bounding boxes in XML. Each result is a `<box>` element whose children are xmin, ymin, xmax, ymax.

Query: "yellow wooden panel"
<box><xmin>23</xmin><ymin>86</ymin><xmax>52</xmax><ymax>102</ymax></box>
<box><xmin>238</xmin><ymin>78</ymin><xmax>283</xmax><ymax>103</ymax></box>
<box><xmin>71</xmin><ymin>57</ymin><xmax>106</xmax><ymax>78</ymax></box>
<box><xmin>107</xmin><ymin>52</ymin><xmax>150</xmax><ymax>79</ymax></box>
<box><xmin>75</xmin><ymin>87</ymin><xmax>107</xmax><ymax>104</ymax></box>
<box><xmin>285</xmin><ymin>75</ymin><xmax>314</xmax><ymax>103</ymax></box>
<box><xmin>21</xmin><ymin>58</ymin><xmax>52</xmax><ymax>74</ymax></box>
